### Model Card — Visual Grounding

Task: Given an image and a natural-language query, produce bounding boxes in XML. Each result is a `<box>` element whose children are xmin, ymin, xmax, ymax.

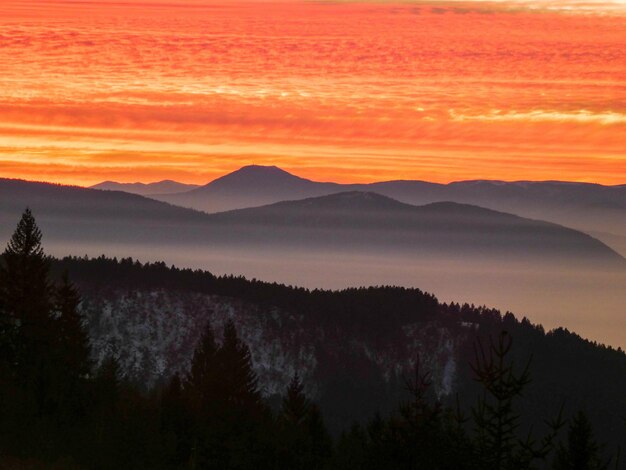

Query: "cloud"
<box><xmin>0</xmin><ymin>0</ymin><xmax>624</xmax><ymax>185</ymax></box>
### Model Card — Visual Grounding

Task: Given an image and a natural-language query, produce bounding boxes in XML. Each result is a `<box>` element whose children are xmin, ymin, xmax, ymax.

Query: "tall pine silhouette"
<box><xmin>217</xmin><ymin>319</ymin><xmax>262</xmax><ymax>411</ymax></box>
<box><xmin>280</xmin><ymin>373</ymin><xmax>332</xmax><ymax>470</ymax></box>
<box><xmin>0</xmin><ymin>209</ymin><xmax>52</xmax><ymax>385</ymax></box>
<box><xmin>0</xmin><ymin>209</ymin><xmax>92</xmax><ymax>460</ymax></box>
<box><xmin>553</xmin><ymin>411</ymin><xmax>608</xmax><ymax>470</ymax></box>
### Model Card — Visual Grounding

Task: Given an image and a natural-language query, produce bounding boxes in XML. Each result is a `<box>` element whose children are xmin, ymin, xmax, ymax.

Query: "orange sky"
<box><xmin>1</xmin><ymin>0</ymin><xmax>625</xmax><ymax>186</ymax></box>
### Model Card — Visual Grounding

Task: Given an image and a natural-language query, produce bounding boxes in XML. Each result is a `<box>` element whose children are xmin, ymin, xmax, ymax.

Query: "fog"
<box><xmin>46</xmin><ymin>241</ymin><xmax>626</xmax><ymax>350</ymax></box>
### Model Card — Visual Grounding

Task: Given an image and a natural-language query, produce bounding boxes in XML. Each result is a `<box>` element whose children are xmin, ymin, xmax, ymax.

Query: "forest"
<box><xmin>0</xmin><ymin>209</ymin><xmax>624</xmax><ymax>469</ymax></box>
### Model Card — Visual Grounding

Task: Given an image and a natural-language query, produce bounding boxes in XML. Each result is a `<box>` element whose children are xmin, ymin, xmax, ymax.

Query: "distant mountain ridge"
<box><xmin>158</xmin><ymin>165</ymin><xmax>342</xmax><ymax>211</ymax></box>
<box><xmin>49</xmin><ymin>255</ymin><xmax>626</xmax><ymax>450</ymax></box>
<box><xmin>2</xmin><ymin>177</ymin><xmax>626</xmax><ymax>350</ymax></box>
<box><xmin>207</xmin><ymin>191</ymin><xmax>624</xmax><ymax>265</ymax></box>
<box><xmin>1</xmin><ymin>178</ymin><xmax>622</xmax><ymax>268</ymax></box>
<box><xmin>91</xmin><ymin>179</ymin><xmax>200</xmax><ymax>195</ymax></box>
<box><xmin>146</xmin><ymin>166</ymin><xmax>626</xmax><ymax>253</ymax></box>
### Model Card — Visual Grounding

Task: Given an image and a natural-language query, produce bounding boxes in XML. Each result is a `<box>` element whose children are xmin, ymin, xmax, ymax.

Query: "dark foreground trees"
<box><xmin>0</xmin><ymin>210</ymin><xmax>620</xmax><ymax>469</ymax></box>
<box><xmin>0</xmin><ymin>208</ymin><xmax>92</xmax><ymax>459</ymax></box>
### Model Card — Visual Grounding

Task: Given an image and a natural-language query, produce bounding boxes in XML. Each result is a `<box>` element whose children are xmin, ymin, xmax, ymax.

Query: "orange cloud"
<box><xmin>0</xmin><ymin>0</ymin><xmax>624</xmax><ymax>186</ymax></box>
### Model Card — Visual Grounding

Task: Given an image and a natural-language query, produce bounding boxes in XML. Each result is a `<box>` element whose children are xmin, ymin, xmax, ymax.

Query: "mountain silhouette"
<box><xmin>207</xmin><ymin>191</ymin><xmax>624</xmax><ymax>265</ymax></box>
<box><xmin>3</xmin><ymin>178</ymin><xmax>625</xmax><ymax>351</ymax></box>
<box><xmin>157</xmin><ymin>165</ymin><xmax>342</xmax><ymax>212</ymax></box>
<box><xmin>150</xmin><ymin>166</ymin><xmax>626</xmax><ymax>254</ymax></box>
<box><xmin>1</xmin><ymin>178</ymin><xmax>623</xmax><ymax>268</ymax></box>
<box><xmin>91</xmin><ymin>180</ymin><xmax>200</xmax><ymax>195</ymax></box>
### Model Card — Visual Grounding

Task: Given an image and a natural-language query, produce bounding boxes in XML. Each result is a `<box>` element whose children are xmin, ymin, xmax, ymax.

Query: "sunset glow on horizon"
<box><xmin>1</xmin><ymin>0</ymin><xmax>625</xmax><ymax>186</ymax></box>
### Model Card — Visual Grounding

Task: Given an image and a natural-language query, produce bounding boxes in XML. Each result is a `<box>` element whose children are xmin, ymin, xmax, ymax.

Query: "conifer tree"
<box><xmin>161</xmin><ymin>374</ymin><xmax>192</xmax><ymax>466</ymax></box>
<box><xmin>552</xmin><ymin>411</ymin><xmax>608</xmax><ymax>470</ymax></box>
<box><xmin>54</xmin><ymin>272</ymin><xmax>91</xmax><ymax>381</ymax></box>
<box><xmin>0</xmin><ymin>208</ymin><xmax>50</xmax><ymax>316</ymax></box>
<box><xmin>189</xmin><ymin>320</ymin><xmax>271</xmax><ymax>469</ymax></box>
<box><xmin>187</xmin><ymin>321</ymin><xmax>219</xmax><ymax>401</ymax></box>
<box><xmin>472</xmin><ymin>332</ymin><xmax>530</xmax><ymax>469</ymax></box>
<box><xmin>0</xmin><ymin>208</ymin><xmax>53</xmax><ymax>384</ymax></box>
<box><xmin>472</xmin><ymin>332</ymin><xmax>563</xmax><ymax>470</ymax></box>
<box><xmin>88</xmin><ymin>356</ymin><xmax>122</xmax><ymax>467</ymax></box>
<box><xmin>280</xmin><ymin>373</ymin><xmax>332</xmax><ymax>470</ymax></box>
<box><xmin>186</xmin><ymin>322</ymin><xmax>220</xmax><ymax>467</ymax></box>
<box><xmin>0</xmin><ymin>209</ymin><xmax>60</xmax><ymax>434</ymax></box>
<box><xmin>282</xmin><ymin>373</ymin><xmax>311</xmax><ymax>426</ymax></box>
<box><xmin>217</xmin><ymin>319</ymin><xmax>261</xmax><ymax>411</ymax></box>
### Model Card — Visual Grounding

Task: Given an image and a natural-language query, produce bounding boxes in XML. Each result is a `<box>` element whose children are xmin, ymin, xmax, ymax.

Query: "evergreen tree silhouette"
<box><xmin>279</xmin><ymin>373</ymin><xmax>332</xmax><ymax>469</ymax></box>
<box><xmin>86</xmin><ymin>356</ymin><xmax>124</xmax><ymax>468</ymax></box>
<box><xmin>0</xmin><ymin>209</ymin><xmax>63</xmax><ymax>460</ymax></box>
<box><xmin>186</xmin><ymin>322</ymin><xmax>221</xmax><ymax>468</ymax></box>
<box><xmin>209</xmin><ymin>319</ymin><xmax>268</xmax><ymax>469</ymax></box>
<box><xmin>282</xmin><ymin>373</ymin><xmax>311</xmax><ymax>425</ymax></box>
<box><xmin>0</xmin><ymin>208</ymin><xmax>53</xmax><ymax>390</ymax></box>
<box><xmin>54</xmin><ymin>272</ymin><xmax>91</xmax><ymax>380</ymax></box>
<box><xmin>187</xmin><ymin>321</ymin><xmax>219</xmax><ymax>403</ymax></box>
<box><xmin>161</xmin><ymin>373</ymin><xmax>193</xmax><ymax>467</ymax></box>
<box><xmin>553</xmin><ymin>411</ymin><xmax>608</xmax><ymax>470</ymax></box>
<box><xmin>472</xmin><ymin>332</ymin><xmax>530</xmax><ymax>469</ymax></box>
<box><xmin>217</xmin><ymin>319</ymin><xmax>262</xmax><ymax>411</ymax></box>
<box><xmin>472</xmin><ymin>331</ymin><xmax>563</xmax><ymax>470</ymax></box>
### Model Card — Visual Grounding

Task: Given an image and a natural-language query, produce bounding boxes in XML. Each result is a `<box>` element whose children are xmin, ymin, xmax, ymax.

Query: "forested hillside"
<box><xmin>1</xmin><ymin>211</ymin><xmax>624</xmax><ymax>468</ymax></box>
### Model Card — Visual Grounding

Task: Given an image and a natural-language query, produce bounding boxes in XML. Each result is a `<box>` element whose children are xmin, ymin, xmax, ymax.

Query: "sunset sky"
<box><xmin>1</xmin><ymin>0</ymin><xmax>625</xmax><ymax>186</ymax></box>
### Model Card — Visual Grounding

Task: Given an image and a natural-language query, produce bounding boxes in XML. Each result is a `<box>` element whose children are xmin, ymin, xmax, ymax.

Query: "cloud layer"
<box><xmin>0</xmin><ymin>0</ymin><xmax>624</xmax><ymax>184</ymax></box>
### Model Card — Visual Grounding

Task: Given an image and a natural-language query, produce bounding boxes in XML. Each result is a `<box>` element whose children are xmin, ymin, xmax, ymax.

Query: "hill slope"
<box><xmin>3</xmin><ymin>178</ymin><xmax>625</xmax><ymax>349</ymax></box>
<box><xmin>158</xmin><ymin>165</ymin><xmax>342</xmax><ymax>212</ymax></box>
<box><xmin>50</xmin><ymin>256</ymin><xmax>626</xmax><ymax>451</ymax></box>
<box><xmin>153</xmin><ymin>166</ymin><xmax>626</xmax><ymax>253</ymax></box>
<box><xmin>1</xmin><ymin>179</ymin><xmax>622</xmax><ymax>267</ymax></box>
<box><xmin>206</xmin><ymin>191</ymin><xmax>623</xmax><ymax>264</ymax></box>
<box><xmin>91</xmin><ymin>180</ymin><xmax>200</xmax><ymax>195</ymax></box>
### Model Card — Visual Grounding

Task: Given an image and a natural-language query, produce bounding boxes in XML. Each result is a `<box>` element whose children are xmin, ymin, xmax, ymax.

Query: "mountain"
<box><xmin>374</xmin><ymin>179</ymin><xmax>626</xmax><ymax>239</ymax></box>
<box><xmin>2</xmin><ymin>178</ymin><xmax>625</xmax><ymax>350</ymax></box>
<box><xmin>157</xmin><ymin>165</ymin><xmax>342</xmax><ymax>212</ymax></box>
<box><xmin>206</xmin><ymin>191</ymin><xmax>623</xmax><ymax>265</ymax></box>
<box><xmin>153</xmin><ymin>166</ymin><xmax>626</xmax><ymax>255</ymax></box>
<box><xmin>2</xmin><ymin>178</ymin><xmax>620</xmax><ymax>266</ymax></box>
<box><xmin>91</xmin><ymin>179</ymin><xmax>200</xmax><ymax>195</ymax></box>
<box><xmin>50</xmin><ymin>256</ymin><xmax>626</xmax><ymax>450</ymax></box>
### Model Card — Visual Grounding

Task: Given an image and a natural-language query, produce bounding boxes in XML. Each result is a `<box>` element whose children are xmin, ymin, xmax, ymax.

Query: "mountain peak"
<box><xmin>192</xmin><ymin>165</ymin><xmax>325</xmax><ymax>197</ymax></box>
<box><xmin>267</xmin><ymin>191</ymin><xmax>414</xmax><ymax>212</ymax></box>
<box><xmin>91</xmin><ymin>180</ymin><xmax>200</xmax><ymax>196</ymax></box>
<box><xmin>211</xmin><ymin>165</ymin><xmax>304</xmax><ymax>184</ymax></box>
<box><xmin>236</xmin><ymin>164</ymin><xmax>289</xmax><ymax>175</ymax></box>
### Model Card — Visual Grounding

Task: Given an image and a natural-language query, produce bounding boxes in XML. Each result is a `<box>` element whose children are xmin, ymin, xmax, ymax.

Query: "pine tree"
<box><xmin>0</xmin><ymin>208</ymin><xmax>53</xmax><ymax>386</ymax></box>
<box><xmin>553</xmin><ymin>411</ymin><xmax>608</xmax><ymax>470</ymax></box>
<box><xmin>186</xmin><ymin>321</ymin><xmax>221</xmax><ymax>467</ymax></box>
<box><xmin>55</xmin><ymin>272</ymin><xmax>91</xmax><ymax>381</ymax></box>
<box><xmin>161</xmin><ymin>374</ymin><xmax>192</xmax><ymax>466</ymax></box>
<box><xmin>0</xmin><ymin>208</ymin><xmax>50</xmax><ymax>317</ymax></box>
<box><xmin>0</xmin><ymin>208</ymin><xmax>61</xmax><ymax>443</ymax></box>
<box><xmin>88</xmin><ymin>356</ymin><xmax>122</xmax><ymax>467</ymax></box>
<box><xmin>282</xmin><ymin>373</ymin><xmax>311</xmax><ymax>426</ymax></box>
<box><xmin>472</xmin><ymin>332</ymin><xmax>530</xmax><ymax>469</ymax></box>
<box><xmin>472</xmin><ymin>332</ymin><xmax>563</xmax><ymax>470</ymax></box>
<box><xmin>279</xmin><ymin>373</ymin><xmax>332</xmax><ymax>470</ymax></box>
<box><xmin>187</xmin><ymin>320</ymin><xmax>266</xmax><ymax>469</ymax></box>
<box><xmin>49</xmin><ymin>271</ymin><xmax>92</xmax><ymax>437</ymax></box>
<box><xmin>217</xmin><ymin>319</ymin><xmax>261</xmax><ymax>411</ymax></box>
<box><xmin>187</xmin><ymin>321</ymin><xmax>219</xmax><ymax>401</ymax></box>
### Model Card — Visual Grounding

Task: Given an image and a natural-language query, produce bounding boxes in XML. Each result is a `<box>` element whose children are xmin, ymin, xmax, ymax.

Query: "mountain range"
<box><xmin>51</xmin><ymin>255</ymin><xmax>626</xmax><ymax>451</ymax></box>
<box><xmin>2</xmin><ymin>176</ymin><xmax>626</xmax><ymax>348</ymax></box>
<box><xmin>1</xmin><ymin>178</ymin><xmax>622</xmax><ymax>267</ymax></box>
<box><xmin>94</xmin><ymin>165</ymin><xmax>625</xmax><ymax>255</ymax></box>
<box><xmin>91</xmin><ymin>180</ymin><xmax>200</xmax><ymax>195</ymax></box>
